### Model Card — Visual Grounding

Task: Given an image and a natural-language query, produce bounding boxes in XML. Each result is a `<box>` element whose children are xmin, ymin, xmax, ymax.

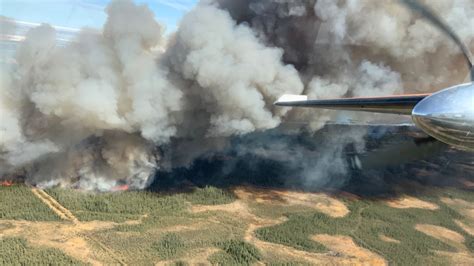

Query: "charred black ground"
<box><xmin>150</xmin><ymin>124</ymin><xmax>473</xmax><ymax>199</ymax></box>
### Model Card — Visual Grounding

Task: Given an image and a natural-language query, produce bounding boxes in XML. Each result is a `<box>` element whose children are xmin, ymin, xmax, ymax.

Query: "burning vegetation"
<box><xmin>1</xmin><ymin>0</ymin><xmax>473</xmax><ymax>191</ymax></box>
<box><xmin>1</xmin><ymin>180</ymin><xmax>13</xmax><ymax>187</ymax></box>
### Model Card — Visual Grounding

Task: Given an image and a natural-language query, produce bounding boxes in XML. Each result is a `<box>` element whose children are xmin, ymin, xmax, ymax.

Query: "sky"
<box><xmin>0</xmin><ymin>0</ymin><xmax>198</xmax><ymax>33</ymax></box>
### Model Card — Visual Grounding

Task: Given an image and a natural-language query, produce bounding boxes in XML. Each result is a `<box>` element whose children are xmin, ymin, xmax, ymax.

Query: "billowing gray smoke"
<box><xmin>1</xmin><ymin>0</ymin><xmax>180</xmax><ymax>190</ymax></box>
<box><xmin>1</xmin><ymin>0</ymin><xmax>473</xmax><ymax>191</ymax></box>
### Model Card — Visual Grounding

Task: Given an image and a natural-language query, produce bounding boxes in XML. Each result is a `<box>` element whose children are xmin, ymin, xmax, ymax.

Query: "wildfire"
<box><xmin>1</xmin><ymin>180</ymin><xmax>14</xmax><ymax>187</ymax></box>
<box><xmin>112</xmin><ymin>184</ymin><xmax>129</xmax><ymax>192</ymax></box>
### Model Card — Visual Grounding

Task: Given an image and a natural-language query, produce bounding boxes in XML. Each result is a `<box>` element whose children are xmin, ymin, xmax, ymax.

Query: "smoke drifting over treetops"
<box><xmin>0</xmin><ymin>0</ymin><xmax>473</xmax><ymax>191</ymax></box>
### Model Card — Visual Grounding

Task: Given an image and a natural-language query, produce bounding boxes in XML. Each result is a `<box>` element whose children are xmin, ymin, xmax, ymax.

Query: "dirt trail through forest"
<box><xmin>31</xmin><ymin>188</ymin><xmax>79</xmax><ymax>223</ymax></box>
<box><xmin>27</xmin><ymin>187</ymin><xmax>127</xmax><ymax>265</ymax></box>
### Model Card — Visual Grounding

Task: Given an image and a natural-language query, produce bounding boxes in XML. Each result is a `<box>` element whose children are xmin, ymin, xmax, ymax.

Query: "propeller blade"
<box><xmin>400</xmin><ymin>0</ymin><xmax>473</xmax><ymax>81</ymax></box>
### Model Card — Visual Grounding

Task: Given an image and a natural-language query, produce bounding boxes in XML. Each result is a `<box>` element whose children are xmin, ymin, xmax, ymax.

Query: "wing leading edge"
<box><xmin>274</xmin><ymin>94</ymin><xmax>431</xmax><ymax>115</ymax></box>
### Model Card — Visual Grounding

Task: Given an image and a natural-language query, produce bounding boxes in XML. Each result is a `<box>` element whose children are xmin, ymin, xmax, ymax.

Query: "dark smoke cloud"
<box><xmin>1</xmin><ymin>0</ymin><xmax>472</xmax><ymax>191</ymax></box>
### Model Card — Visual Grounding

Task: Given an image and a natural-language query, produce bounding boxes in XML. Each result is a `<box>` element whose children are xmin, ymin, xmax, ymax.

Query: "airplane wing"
<box><xmin>274</xmin><ymin>94</ymin><xmax>431</xmax><ymax>115</ymax></box>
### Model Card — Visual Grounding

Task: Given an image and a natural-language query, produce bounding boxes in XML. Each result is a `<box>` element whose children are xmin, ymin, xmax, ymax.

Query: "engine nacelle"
<box><xmin>412</xmin><ymin>83</ymin><xmax>474</xmax><ymax>151</ymax></box>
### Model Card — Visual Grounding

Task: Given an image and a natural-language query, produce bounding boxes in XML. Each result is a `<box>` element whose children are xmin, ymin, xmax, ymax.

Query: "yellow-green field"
<box><xmin>1</xmin><ymin>184</ymin><xmax>474</xmax><ymax>265</ymax></box>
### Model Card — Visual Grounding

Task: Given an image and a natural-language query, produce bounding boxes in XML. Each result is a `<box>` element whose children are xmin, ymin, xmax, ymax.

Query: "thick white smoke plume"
<box><xmin>165</xmin><ymin>4</ymin><xmax>303</xmax><ymax>136</ymax></box>
<box><xmin>1</xmin><ymin>0</ymin><xmax>473</xmax><ymax>191</ymax></box>
<box><xmin>1</xmin><ymin>0</ymin><xmax>180</xmax><ymax>190</ymax></box>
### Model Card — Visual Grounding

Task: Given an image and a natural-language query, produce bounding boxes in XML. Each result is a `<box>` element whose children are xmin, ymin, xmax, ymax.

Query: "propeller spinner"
<box><xmin>275</xmin><ymin>0</ymin><xmax>474</xmax><ymax>151</ymax></box>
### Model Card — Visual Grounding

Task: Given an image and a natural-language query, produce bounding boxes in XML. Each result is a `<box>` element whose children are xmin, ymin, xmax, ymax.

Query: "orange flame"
<box><xmin>1</xmin><ymin>180</ymin><xmax>14</xmax><ymax>187</ymax></box>
<box><xmin>112</xmin><ymin>184</ymin><xmax>129</xmax><ymax>191</ymax></box>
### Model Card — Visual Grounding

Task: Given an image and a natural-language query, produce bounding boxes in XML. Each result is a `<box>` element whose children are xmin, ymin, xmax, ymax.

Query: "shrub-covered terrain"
<box><xmin>256</xmin><ymin>189</ymin><xmax>474</xmax><ymax>265</ymax></box>
<box><xmin>183</xmin><ymin>186</ymin><xmax>236</xmax><ymax>205</ymax></box>
<box><xmin>0</xmin><ymin>237</ymin><xmax>83</xmax><ymax>265</ymax></box>
<box><xmin>46</xmin><ymin>188</ymin><xmax>188</xmax><ymax>222</ymax></box>
<box><xmin>0</xmin><ymin>186</ymin><xmax>59</xmax><ymax>221</ymax></box>
<box><xmin>210</xmin><ymin>240</ymin><xmax>262</xmax><ymax>265</ymax></box>
<box><xmin>2</xmin><ymin>183</ymin><xmax>473</xmax><ymax>265</ymax></box>
<box><xmin>92</xmin><ymin>209</ymin><xmax>249</xmax><ymax>265</ymax></box>
<box><xmin>45</xmin><ymin>186</ymin><xmax>236</xmax><ymax>223</ymax></box>
<box><xmin>152</xmin><ymin>233</ymin><xmax>186</xmax><ymax>259</ymax></box>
